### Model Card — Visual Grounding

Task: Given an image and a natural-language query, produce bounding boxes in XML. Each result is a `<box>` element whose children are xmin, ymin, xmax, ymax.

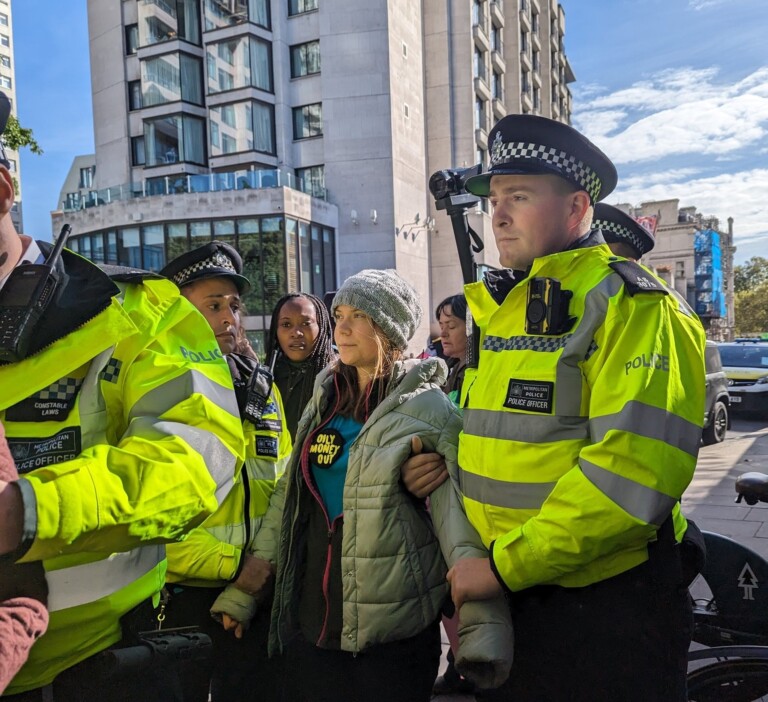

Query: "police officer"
<box><xmin>159</xmin><ymin>243</ymin><xmax>291</xmax><ymax>702</ymax></box>
<box><xmin>593</xmin><ymin>202</ymin><xmax>655</xmax><ymax>261</ymax></box>
<box><xmin>446</xmin><ymin>115</ymin><xmax>706</xmax><ymax>701</ymax></box>
<box><xmin>0</xmin><ymin>93</ymin><xmax>245</xmax><ymax>700</ymax></box>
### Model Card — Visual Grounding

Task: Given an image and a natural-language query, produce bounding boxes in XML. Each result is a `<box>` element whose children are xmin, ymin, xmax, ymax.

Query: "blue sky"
<box><xmin>12</xmin><ymin>0</ymin><xmax>768</xmax><ymax>263</ymax></box>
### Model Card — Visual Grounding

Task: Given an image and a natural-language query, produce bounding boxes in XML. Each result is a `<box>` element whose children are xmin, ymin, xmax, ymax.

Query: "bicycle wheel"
<box><xmin>688</xmin><ymin>658</ymin><xmax>768</xmax><ymax>702</ymax></box>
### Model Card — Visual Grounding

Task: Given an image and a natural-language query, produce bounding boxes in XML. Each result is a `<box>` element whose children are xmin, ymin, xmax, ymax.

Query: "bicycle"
<box><xmin>687</xmin><ymin>471</ymin><xmax>768</xmax><ymax>701</ymax></box>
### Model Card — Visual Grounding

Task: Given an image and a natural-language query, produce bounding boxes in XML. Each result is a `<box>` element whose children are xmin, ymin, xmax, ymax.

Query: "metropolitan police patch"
<box><xmin>504</xmin><ymin>379</ymin><xmax>554</xmax><ymax>414</ymax></box>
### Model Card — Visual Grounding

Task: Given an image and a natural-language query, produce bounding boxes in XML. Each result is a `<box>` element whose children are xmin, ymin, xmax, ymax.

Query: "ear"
<box><xmin>0</xmin><ymin>165</ymin><xmax>14</xmax><ymax>217</ymax></box>
<box><xmin>566</xmin><ymin>190</ymin><xmax>591</xmax><ymax>232</ymax></box>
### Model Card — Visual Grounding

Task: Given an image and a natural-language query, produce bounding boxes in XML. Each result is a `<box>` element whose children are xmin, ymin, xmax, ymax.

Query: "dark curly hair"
<box><xmin>266</xmin><ymin>292</ymin><xmax>335</xmax><ymax>373</ymax></box>
<box><xmin>435</xmin><ymin>294</ymin><xmax>467</xmax><ymax>323</ymax></box>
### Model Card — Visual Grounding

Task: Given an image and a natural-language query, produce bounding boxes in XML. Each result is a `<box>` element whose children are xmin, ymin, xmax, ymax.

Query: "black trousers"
<box><xmin>281</xmin><ymin>620</ymin><xmax>442</xmax><ymax>702</ymax></box>
<box><xmin>477</xmin><ymin>553</ymin><xmax>692</xmax><ymax>702</ymax></box>
<box><xmin>161</xmin><ymin>585</ymin><xmax>283</xmax><ymax>702</ymax></box>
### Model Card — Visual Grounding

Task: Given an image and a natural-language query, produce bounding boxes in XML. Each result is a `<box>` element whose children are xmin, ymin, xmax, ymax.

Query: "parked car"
<box><xmin>717</xmin><ymin>339</ymin><xmax>768</xmax><ymax>417</ymax></box>
<box><xmin>703</xmin><ymin>341</ymin><xmax>730</xmax><ymax>445</ymax></box>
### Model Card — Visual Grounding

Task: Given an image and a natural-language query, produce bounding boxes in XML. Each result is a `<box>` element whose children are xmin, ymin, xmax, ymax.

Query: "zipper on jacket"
<box><xmin>316</xmin><ymin>515</ymin><xmax>342</xmax><ymax>646</ymax></box>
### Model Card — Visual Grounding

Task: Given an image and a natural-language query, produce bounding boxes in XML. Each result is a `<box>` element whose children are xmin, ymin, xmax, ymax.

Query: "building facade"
<box><xmin>1</xmin><ymin>0</ymin><xmax>22</xmax><ymax>232</ymax></box>
<box><xmin>615</xmin><ymin>199</ymin><xmax>736</xmax><ymax>341</ymax></box>
<box><xmin>54</xmin><ymin>0</ymin><xmax>574</xmax><ymax>353</ymax></box>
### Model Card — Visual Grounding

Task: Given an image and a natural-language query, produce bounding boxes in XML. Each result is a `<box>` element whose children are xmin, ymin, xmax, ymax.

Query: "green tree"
<box><xmin>734</xmin><ymin>280</ymin><xmax>768</xmax><ymax>336</ymax></box>
<box><xmin>734</xmin><ymin>256</ymin><xmax>768</xmax><ymax>293</ymax></box>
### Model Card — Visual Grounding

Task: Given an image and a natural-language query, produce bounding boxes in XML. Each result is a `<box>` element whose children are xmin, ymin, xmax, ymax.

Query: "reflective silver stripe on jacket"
<box><xmin>590</xmin><ymin>400</ymin><xmax>702</xmax><ymax>458</ymax></box>
<box><xmin>579</xmin><ymin>459</ymin><xmax>677</xmax><ymax>526</ymax></box>
<box><xmin>46</xmin><ymin>545</ymin><xmax>165</xmax><ymax>612</ymax></box>
<box><xmin>464</xmin><ymin>409</ymin><xmax>588</xmax><ymax>444</ymax></box>
<box><xmin>130</xmin><ymin>370</ymin><xmax>240</xmax><ymax>422</ymax></box>
<box><xmin>124</xmin><ymin>418</ymin><xmax>236</xmax><ymax>503</ymax></box>
<box><xmin>460</xmin><ymin>469</ymin><xmax>556</xmax><ymax>510</ymax></box>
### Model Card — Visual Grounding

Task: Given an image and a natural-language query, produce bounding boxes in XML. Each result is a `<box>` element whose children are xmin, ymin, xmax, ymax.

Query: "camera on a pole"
<box><xmin>428</xmin><ymin>165</ymin><xmax>482</xmax><ymax>211</ymax></box>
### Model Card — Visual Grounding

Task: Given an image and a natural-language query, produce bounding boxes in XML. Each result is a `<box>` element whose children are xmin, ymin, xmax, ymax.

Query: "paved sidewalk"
<box><xmin>683</xmin><ymin>417</ymin><xmax>768</xmax><ymax>559</ymax></box>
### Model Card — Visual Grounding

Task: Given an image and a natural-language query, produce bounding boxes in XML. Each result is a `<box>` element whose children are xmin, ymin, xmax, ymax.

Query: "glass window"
<box><xmin>166</xmin><ymin>222</ymin><xmax>188</xmax><ymax>261</ymax></box>
<box><xmin>138</xmin><ymin>0</ymin><xmax>201</xmax><ymax>47</ymax></box>
<box><xmin>285</xmin><ymin>218</ymin><xmax>299</xmax><ymax>292</ymax></box>
<box><xmin>125</xmin><ymin>23</ymin><xmax>139</xmax><ymax>54</ymax></box>
<box><xmin>289</xmin><ymin>0</ymin><xmax>318</xmax><ymax>16</ymax></box>
<box><xmin>141</xmin><ymin>52</ymin><xmax>203</xmax><ymax>106</ymax></box>
<box><xmin>213</xmin><ymin>220</ymin><xmax>236</xmax><ymax>248</ymax></box>
<box><xmin>290</xmin><ymin>40</ymin><xmax>320</xmax><ymax>78</ymax></box>
<box><xmin>262</xmin><ymin>217</ymin><xmax>286</xmax><ymax>312</ymax></box>
<box><xmin>323</xmin><ymin>228</ymin><xmax>335</xmax><ymax>293</ymax></box>
<box><xmin>0</xmin><ymin>76</ymin><xmax>11</xmax><ymax>89</ymax></box>
<box><xmin>239</xmin><ymin>219</ymin><xmax>263</xmax><ymax>315</ymax></box>
<box><xmin>131</xmin><ymin>136</ymin><xmax>146</xmax><ymax>166</ymax></box>
<box><xmin>129</xmin><ymin>80</ymin><xmax>143</xmax><ymax>110</ymax></box>
<box><xmin>106</xmin><ymin>231</ymin><xmax>119</xmax><ymax>264</ymax></box>
<box><xmin>207</xmin><ymin>36</ymin><xmax>272</xmax><ymax>93</ymax></box>
<box><xmin>0</xmin><ymin>55</ymin><xmax>10</xmax><ymax>68</ymax></box>
<box><xmin>0</xmin><ymin>13</ymin><xmax>7</xmax><ymax>26</ymax></box>
<box><xmin>144</xmin><ymin>114</ymin><xmax>206</xmax><ymax>166</ymax></box>
<box><xmin>311</xmin><ymin>225</ymin><xmax>323</xmax><ymax>294</ymax></box>
<box><xmin>0</xmin><ymin>35</ymin><xmax>8</xmax><ymax>48</ymax></box>
<box><xmin>79</xmin><ymin>236</ymin><xmax>91</xmax><ymax>259</ymax></box>
<box><xmin>210</xmin><ymin>100</ymin><xmax>274</xmax><ymax>156</ymax></box>
<box><xmin>190</xmin><ymin>221</ymin><xmax>211</xmax><ymax>249</ymax></box>
<box><xmin>90</xmin><ymin>233</ymin><xmax>105</xmax><ymax>264</ymax></box>
<box><xmin>299</xmin><ymin>221</ymin><xmax>311</xmax><ymax>291</ymax></box>
<box><xmin>118</xmin><ymin>227</ymin><xmax>142</xmax><ymax>268</ymax></box>
<box><xmin>292</xmin><ymin>103</ymin><xmax>322</xmax><ymax>140</ymax></box>
<box><xmin>295</xmin><ymin>165</ymin><xmax>324</xmax><ymax>198</ymax></box>
<box><xmin>79</xmin><ymin>167</ymin><xmax>95</xmax><ymax>189</ymax></box>
<box><xmin>142</xmin><ymin>225</ymin><xmax>166</xmax><ymax>271</ymax></box>
<box><xmin>203</xmin><ymin>0</ymin><xmax>269</xmax><ymax>30</ymax></box>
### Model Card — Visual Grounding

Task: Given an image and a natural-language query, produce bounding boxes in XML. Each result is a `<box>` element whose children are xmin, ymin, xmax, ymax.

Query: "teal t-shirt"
<box><xmin>307</xmin><ymin>414</ymin><xmax>363</xmax><ymax>521</ymax></box>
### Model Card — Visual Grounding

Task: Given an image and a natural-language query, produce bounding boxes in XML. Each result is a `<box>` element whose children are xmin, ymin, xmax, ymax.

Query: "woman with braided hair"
<box><xmin>266</xmin><ymin>293</ymin><xmax>335</xmax><ymax>440</ymax></box>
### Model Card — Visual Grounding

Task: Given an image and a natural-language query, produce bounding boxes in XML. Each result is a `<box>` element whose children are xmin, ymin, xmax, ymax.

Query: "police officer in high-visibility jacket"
<box><xmin>0</xmin><ymin>94</ymin><xmax>245</xmax><ymax>699</ymax></box>
<box><xmin>446</xmin><ymin>115</ymin><xmax>706</xmax><ymax>702</ymax></box>
<box><xmin>158</xmin><ymin>243</ymin><xmax>292</xmax><ymax>702</ymax></box>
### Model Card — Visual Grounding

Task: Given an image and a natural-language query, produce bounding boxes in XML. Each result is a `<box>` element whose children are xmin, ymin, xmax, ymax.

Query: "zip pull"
<box><xmin>156</xmin><ymin>587</ymin><xmax>170</xmax><ymax>630</ymax></box>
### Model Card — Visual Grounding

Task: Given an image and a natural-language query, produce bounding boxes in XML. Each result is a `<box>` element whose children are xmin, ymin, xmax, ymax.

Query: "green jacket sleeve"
<box><xmin>492</xmin><ymin>287</ymin><xmax>706</xmax><ymax>591</ymax></box>
<box><xmin>428</xmin><ymin>405</ymin><xmax>514</xmax><ymax>690</ymax></box>
<box><xmin>19</xmin><ymin>281</ymin><xmax>245</xmax><ymax>562</ymax></box>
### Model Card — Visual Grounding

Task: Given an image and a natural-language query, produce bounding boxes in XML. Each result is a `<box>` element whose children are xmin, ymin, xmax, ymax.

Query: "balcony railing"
<box><xmin>61</xmin><ymin>167</ymin><xmax>326</xmax><ymax>212</ymax></box>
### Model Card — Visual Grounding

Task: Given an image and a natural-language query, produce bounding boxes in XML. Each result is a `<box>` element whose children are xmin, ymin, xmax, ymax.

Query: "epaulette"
<box><xmin>99</xmin><ymin>264</ymin><xmax>165</xmax><ymax>284</ymax></box>
<box><xmin>608</xmin><ymin>260</ymin><xmax>668</xmax><ymax>297</ymax></box>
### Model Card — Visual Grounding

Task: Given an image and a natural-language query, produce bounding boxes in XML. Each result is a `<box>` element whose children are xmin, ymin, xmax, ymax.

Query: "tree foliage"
<box><xmin>1</xmin><ymin>114</ymin><xmax>43</xmax><ymax>155</ymax></box>
<box><xmin>735</xmin><ymin>281</ymin><xmax>768</xmax><ymax>336</ymax></box>
<box><xmin>734</xmin><ymin>256</ymin><xmax>768</xmax><ymax>293</ymax></box>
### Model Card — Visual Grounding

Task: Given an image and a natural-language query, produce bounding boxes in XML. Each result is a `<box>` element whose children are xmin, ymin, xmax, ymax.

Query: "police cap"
<box><xmin>464</xmin><ymin>114</ymin><xmax>617</xmax><ymax>203</ymax></box>
<box><xmin>593</xmin><ymin>203</ymin><xmax>655</xmax><ymax>258</ymax></box>
<box><xmin>160</xmin><ymin>241</ymin><xmax>251</xmax><ymax>294</ymax></box>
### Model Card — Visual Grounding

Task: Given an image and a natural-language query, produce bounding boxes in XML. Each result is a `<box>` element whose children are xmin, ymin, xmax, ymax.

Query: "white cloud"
<box><xmin>574</xmin><ymin>67</ymin><xmax>768</xmax><ymax>164</ymax></box>
<box><xmin>607</xmin><ymin>168</ymin><xmax>768</xmax><ymax>248</ymax></box>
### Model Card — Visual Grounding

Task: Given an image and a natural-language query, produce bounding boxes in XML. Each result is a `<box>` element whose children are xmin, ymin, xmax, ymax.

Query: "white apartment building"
<box><xmin>0</xmin><ymin>0</ymin><xmax>22</xmax><ymax>232</ymax></box>
<box><xmin>53</xmin><ymin>0</ymin><xmax>573</xmax><ymax>353</ymax></box>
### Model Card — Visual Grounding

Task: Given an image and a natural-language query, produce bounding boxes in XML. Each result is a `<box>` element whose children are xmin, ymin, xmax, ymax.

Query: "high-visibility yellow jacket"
<box><xmin>459</xmin><ymin>241</ymin><xmax>706</xmax><ymax>592</ymax></box>
<box><xmin>0</xmin><ymin>251</ymin><xmax>244</xmax><ymax>694</ymax></box>
<box><xmin>165</xmin><ymin>362</ymin><xmax>292</xmax><ymax>586</ymax></box>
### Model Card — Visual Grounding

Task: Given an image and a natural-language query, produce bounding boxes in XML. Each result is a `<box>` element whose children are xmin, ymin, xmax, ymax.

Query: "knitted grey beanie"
<box><xmin>332</xmin><ymin>269</ymin><xmax>423</xmax><ymax>350</ymax></box>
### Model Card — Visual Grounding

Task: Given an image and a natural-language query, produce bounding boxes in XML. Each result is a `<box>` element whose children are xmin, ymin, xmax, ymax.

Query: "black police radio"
<box><xmin>0</xmin><ymin>224</ymin><xmax>72</xmax><ymax>362</ymax></box>
<box><xmin>525</xmin><ymin>277</ymin><xmax>575</xmax><ymax>335</ymax></box>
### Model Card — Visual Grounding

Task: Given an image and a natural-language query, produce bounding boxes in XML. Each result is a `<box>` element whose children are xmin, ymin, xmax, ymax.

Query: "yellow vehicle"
<box><xmin>718</xmin><ymin>339</ymin><xmax>768</xmax><ymax>417</ymax></box>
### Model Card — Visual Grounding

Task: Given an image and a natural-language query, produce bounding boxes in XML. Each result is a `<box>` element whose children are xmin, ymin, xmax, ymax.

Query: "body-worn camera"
<box><xmin>526</xmin><ymin>277</ymin><xmax>575</xmax><ymax>335</ymax></box>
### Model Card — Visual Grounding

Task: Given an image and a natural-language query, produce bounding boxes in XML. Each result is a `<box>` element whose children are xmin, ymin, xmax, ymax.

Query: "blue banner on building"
<box><xmin>694</xmin><ymin>229</ymin><xmax>726</xmax><ymax>318</ymax></box>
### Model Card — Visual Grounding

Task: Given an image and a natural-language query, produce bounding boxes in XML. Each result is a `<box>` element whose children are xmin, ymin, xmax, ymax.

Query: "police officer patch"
<box><xmin>503</xmin><ymin>379</ymin><xmax>554</xmax><ymax>414</ymax></box>
<box><xmin>256</xmin><ymin>436</ymin><xmax>279</xmax><ymax>459</ymax></box>
<box><xmin>8</xmin><ymin>427</ymin><xmax>82</xmax><ymax>474</ymax></box>
<box><xmin>5</xmin><ymin>377</ymin><xmax>84</xmax><ymax>422</ymax></box>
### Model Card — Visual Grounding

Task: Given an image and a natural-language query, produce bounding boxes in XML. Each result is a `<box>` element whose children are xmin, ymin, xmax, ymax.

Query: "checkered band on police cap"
<box><xmin>159</xmin><ymin>241</ymin><xmax>251</xmax><ymax>293</ymax></box>
<box><xmin>464</xmin><ymin>114</ymin><xmax>618</xmax><ymax>203</ymax></box>
<box><xmin>490</xmin><ymin>132</ymin><xmax>603</xmax><ymax>204</ymax></box>
<box><xmin>593</xmin><ymin>203</ymin><xmax>655</xmax><ymax>257</ymax></box>
<box><xmin>172</xmin><ymin>251</ymin><xmax>237</xmax><ymax>287</ymax></box>
<box><xmin>593</xmin><ymin>218</ymin><xmax>646</xmax><ymax>256</ymax></box>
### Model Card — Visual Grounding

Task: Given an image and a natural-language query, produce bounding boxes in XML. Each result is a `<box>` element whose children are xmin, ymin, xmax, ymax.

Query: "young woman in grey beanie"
<box><xmin>211</xmin><ymin>269</ymin><xmax>513</xmax><ymax>702</ymax></box>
